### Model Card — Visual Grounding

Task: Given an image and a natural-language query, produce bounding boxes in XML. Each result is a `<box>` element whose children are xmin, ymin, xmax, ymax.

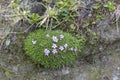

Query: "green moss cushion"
<box><xmin>24</xmin><ymin>30</ymin><xmax>85</xmax><ymax>68</ymax></box>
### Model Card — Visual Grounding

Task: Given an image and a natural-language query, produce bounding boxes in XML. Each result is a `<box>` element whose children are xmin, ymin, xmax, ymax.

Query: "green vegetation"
<box><xmin>27</xmin><ymin>0</ymin><xmax>77</xmax><ymax>32</ymax></box>
<box><xmin>1</xmin><ymin>1</ymin><xmax>120</xmax><ymax>80</ymax></box>
<box><xmin>28</xmin><ymin>13</ymin><xmax>40</xmax><ymax>24</ymax></box>
<box><xmin>10</xmin><ymin>0</ymin><xmax>116</xmax><ymax>34</ymax></box>
<box><xmin>104</xmin><ymin>1</ymin><xmax>115</xmax><ymax>11</ymax></box>
<box><xmin>24</xmin><ymin>30</ymin><xmax>85</xmax><ymax>68</ymax></box>
<box><xmin>9</xmin><ymin>0</ymin><xmax>118</xmax><ymax>69</ymax></box>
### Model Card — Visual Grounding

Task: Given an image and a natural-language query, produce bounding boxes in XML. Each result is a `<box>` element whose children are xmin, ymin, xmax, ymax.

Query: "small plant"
<box><xmin>28</xmin><ymin>13</ymin><xmax>40</xmax><ymax>24</ymax></box>
<box><xmin>24</xmin><ymin>30</ymin><xmax>85</xmax><ymax>68</ymax></box>
<box><xmin>104</xmin><ymin>1</ymin><xmax>115</xmax><ymax>11</ymax></box>
<box><xmin>27</xmin><ymin>0</ymin><xmax>77</xmax><ymax>32</ymax></box>
<box><xmin>9</xmin><ymin>1</ymin><xmax>30</xmax><ymax>24</ymax></box>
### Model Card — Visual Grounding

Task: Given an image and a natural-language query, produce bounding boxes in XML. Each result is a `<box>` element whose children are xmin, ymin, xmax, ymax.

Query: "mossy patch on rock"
<box><xmin>24</xmin><ymin>30</ymin><xmax>85</xmax><ymax>69</ymax></box>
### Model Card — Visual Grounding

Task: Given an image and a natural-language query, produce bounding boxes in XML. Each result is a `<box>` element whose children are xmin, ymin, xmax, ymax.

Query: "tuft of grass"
<box><xmin>24</xmin><ymin>30</ymin><xmax>85</xmax><ymax>69</ymax></box>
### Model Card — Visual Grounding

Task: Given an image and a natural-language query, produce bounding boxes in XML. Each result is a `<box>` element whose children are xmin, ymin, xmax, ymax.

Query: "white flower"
<box><xmin>52</xmin><ymin>49</ymin><xmax>58</xmax><ymax>54</ymax></box>
<box><xmin>59</xmin><ymin>46</ymin><xmax>64</xmax><ymax>51</ymax></box>
<box><xmin>60</xmin><ymin>34</ymin><xmax>64</xmax><ymax>39</ymax></box>
<box><xmin>52</xmin><ymin>43</ymin><xmax>57</xmax><ymax>48</ymax></box>
<box><xmin>44</xmin><ymin>49</ymin><xmax>50</xmax><ymax>56</ymax></box>
<box><xmin>32</xmin><ymin>39</ymin><xmax>37</xmax><ymax>44</ymax></box>
<box><xmin>46</xmin><ymin>34</ymin><xmax>50</xmax><ymax>37</ymax></box>
<box><xmin>52</xmin><ymin>36</ymin><xmax>58</xmax><ymax>42</ymax></box>
<box><xmin>70</xmin><ymin>48</ymin><xmax>74</xmax><ymax>51</ymax></box>
<box><xmin>64</xmin><ymin>44</ymin><xmax>68</xmax><ymax>48</ymax></box>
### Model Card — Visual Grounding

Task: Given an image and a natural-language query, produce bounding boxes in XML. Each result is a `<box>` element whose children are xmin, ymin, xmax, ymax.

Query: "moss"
<box><xmin>24</xmin><ymin>30</ymin><xmax>85</xmax><ymax>69</ymax></box>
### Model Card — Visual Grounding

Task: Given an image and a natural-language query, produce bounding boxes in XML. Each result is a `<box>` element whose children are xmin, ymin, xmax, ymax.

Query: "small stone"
<box><xmin>102</xmin><ymin>75</ymin><xmax>109</xmax><ymax>80</ymax></box>
<box><xmin>62</xmin><ymin>68</ymin><xmax>70</xmax><ymax>75</ymax></box>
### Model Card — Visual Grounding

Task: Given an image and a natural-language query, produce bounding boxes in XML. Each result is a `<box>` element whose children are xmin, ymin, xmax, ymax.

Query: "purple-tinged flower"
<box><xmin>44</xmin><ymin>49</ymin><xmax>50</xmax><ymax>56</ymax></box>
<box><xmin>52</xmin><ymin>49</ymin><xmax>58</xmax><ymax>54</ymax></box>
<box><xmin>32</xmin><ymin>39</ymin><xmax>37</xmax><ymax>44</ymax></box>
<box><xmin>46</xmin><ymin>34</ymin><xmax>50</xmax><ymax>37</ymax></box>
<box><xmin>59</xmin><ymin>46</ymin><xmax>64</xmax><ymax>51</ymax></box>
<box><xmin>70</xmin><ymin>48</ymin><xmax>74</xmax><ymax>51</ymax></box>
<box><xmin>60</xmin><ymin>34</ymin><xmax>64</xmax><ymax>39</ymax></box>
<box><xmin>52</xmin><ymin>43</ymin><xmax>57</xmax><ymax>48</ymax></box>
<box><xmin>74</xmin><ymin>48</ymin><xmax>78</xmax><ymax>52</ymax></box>
<box><xmin>64</xmin><ymin>44</ymin><xmax>68</xmax><ymax>48</ymax></box>
<box><xmin>52</xmin><ymin>36</ymin><xmax>58</xmax><ymax>42</ymax></box>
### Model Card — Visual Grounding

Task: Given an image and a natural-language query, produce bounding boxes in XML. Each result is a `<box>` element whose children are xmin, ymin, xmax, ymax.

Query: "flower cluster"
<box><xmin>43</xmin><ymin>34</ymin><xmax>78</xmax><ymax>56</ymax></box>
<box><xmin>24</xmin><ymin>30</ymin><xmax>84</xmax><ymax>69</ymax></box>
<box><xmin>31</xmin><ymin>34</ymin><xmax>78</xmax><ymax>56</ymax></box>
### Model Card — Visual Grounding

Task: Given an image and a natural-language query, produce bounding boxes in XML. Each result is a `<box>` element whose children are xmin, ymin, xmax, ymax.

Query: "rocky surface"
<box><xmin>96</xmin><ymin>16</ymin><xmax>120</xmax><ymax>44</ymax></box>
<box><xmin>0</xmin><ymin>0</ymin><xmax>120</xmax><ymax>80</ymax></box>
<box><xmin>0</xmin><ymin>36</ymin><xmax>120</xmax><ymax>80</ymax></box>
